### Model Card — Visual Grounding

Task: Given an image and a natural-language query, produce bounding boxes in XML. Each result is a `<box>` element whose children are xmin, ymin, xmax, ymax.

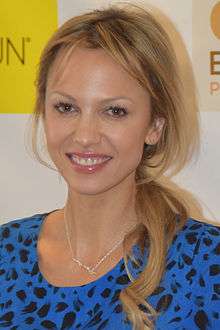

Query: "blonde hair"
<box><xmin>31</xmin><ymin>3</ymin><xmax>199</xmax><ymax>329</ymax></box>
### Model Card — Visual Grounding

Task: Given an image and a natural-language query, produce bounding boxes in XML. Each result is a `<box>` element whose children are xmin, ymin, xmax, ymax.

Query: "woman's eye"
<box><xmin>54</xmin><ymin>102</ymin><xmax>75</xmax><ymax>113</ymax></box>
<box><xmin>106</xmin><ymin>106</ymin><xmax>127</xmax><ymax>117</ymax></box>
<box><xmin>53</xmin><ymin>102</ymin><xmax>127</xmax><ymax>117</ymax></box>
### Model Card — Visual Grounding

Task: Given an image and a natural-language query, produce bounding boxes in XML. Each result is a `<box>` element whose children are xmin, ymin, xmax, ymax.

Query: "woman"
<box><xmin>1</xmin><ymin>4</ymin><xmax>220</xmax><ymax>330</ymax></box>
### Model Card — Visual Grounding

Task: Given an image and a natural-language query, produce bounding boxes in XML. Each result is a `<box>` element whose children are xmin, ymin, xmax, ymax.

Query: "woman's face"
<box><xmin>44</xmin><ymin>47</ymin><xmax>163</xmax><ymax>195</ymax></box>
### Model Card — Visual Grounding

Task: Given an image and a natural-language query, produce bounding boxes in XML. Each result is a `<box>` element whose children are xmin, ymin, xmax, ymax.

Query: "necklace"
<box><xmin>64</xmin><ymin>207</ymin><xmax>137</xmax><ymax>276</ymax></box>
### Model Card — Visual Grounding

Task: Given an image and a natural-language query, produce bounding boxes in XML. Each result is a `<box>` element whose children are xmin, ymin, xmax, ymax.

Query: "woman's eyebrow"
<box><xmin>48</xmin><ymin>91</ymin><xmax>77</xmax><ymax>102</ymax></box>
<box><xmin>48</xmin><ymin>91</ymin><xmax>134</xmax><ymax>104</ymax></box>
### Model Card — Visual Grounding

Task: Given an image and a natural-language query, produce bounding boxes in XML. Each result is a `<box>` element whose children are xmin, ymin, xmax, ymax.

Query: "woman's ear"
<box><xmin>145</xmin><ymin>117</ymin><xmax>165</xmax><ymax>145</ymax></box>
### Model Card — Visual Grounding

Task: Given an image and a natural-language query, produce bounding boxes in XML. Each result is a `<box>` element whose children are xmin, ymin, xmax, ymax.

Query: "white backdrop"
<box><xmin>1</xmin><ymin>0</ymin><xmax>220</xmax><ymax>224</ymax></box>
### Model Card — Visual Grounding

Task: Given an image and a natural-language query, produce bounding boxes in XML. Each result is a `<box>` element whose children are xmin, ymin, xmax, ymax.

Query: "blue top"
<box><xmin>0</xmin><ymin>213</ymin><xmax>220</xmax><ymax>330</ymax></box>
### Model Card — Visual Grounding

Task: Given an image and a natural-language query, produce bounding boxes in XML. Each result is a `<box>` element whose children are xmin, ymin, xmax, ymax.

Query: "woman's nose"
<box><xmin>71</xmin><ymin>115</ymin><xmax>101</xmax><ymax>147</ymax></box>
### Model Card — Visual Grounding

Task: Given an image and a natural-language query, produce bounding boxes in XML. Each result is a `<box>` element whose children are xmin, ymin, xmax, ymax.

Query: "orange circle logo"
<box><xmin>211</xmin><ymin>2</ymin><xmax>220</xmax><ymax>39</ymax></box>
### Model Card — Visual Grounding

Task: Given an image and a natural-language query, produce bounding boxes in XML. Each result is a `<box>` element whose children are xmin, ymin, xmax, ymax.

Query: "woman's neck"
<box><xmin>63</xmin><ymin>181</ymin><xmax>138</xmax><ymax>261</ymax></box>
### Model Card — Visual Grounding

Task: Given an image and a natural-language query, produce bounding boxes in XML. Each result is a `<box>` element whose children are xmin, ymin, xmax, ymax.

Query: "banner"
<box><xmin>193</xmin><ymin>0</ymin><xmax>220</xmax><ymax>111</ymax></box>
<box><xmin>0</xmin><ymin>0</ymin><xmax>57</xmax><ymax>114</ymax></box>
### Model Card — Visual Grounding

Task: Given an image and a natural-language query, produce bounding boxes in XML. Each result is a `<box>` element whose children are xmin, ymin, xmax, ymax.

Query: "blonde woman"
<box><xmin>1</xmin><ymin>4</ymin><xmax>220</xmax><ymax>330</ymax></box>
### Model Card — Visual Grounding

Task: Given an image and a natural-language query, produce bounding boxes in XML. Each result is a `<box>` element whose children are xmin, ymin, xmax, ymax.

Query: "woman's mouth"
<box><xmin>66</xmin><ymin>153</ymin><xmax>112</xmax><ymax>173</ymax></box>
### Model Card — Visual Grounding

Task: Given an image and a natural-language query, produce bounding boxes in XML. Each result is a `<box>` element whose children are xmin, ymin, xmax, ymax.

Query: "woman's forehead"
<box><xmin>46</xmin><ymin>46</ymin><xmax>151</xmax><ymax>103</ymax></box>
<box><xmin>48</xmin><ymin>46</ymin><xmax>117</xmax><ymax>77</ymax></box>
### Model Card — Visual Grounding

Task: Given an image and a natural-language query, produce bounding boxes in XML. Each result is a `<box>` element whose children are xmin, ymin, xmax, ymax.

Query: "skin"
<box><xmin>41</xmin><ymin>47</ymin><xmax>164</xmax><ymax>281</ymax></box>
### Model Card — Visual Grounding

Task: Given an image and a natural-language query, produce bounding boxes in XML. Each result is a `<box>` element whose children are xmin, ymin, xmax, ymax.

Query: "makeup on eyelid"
<box><xmin>52</xmin><ymin>100</ymin><xmax>128</xmax><ymax>117</ymax></box>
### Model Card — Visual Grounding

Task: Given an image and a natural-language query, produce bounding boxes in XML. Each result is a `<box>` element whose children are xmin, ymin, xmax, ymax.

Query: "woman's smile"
<box><xmin>66</xmin><ymin>152</ymin><xmax>112</xmax><ymax>174</ymax></box>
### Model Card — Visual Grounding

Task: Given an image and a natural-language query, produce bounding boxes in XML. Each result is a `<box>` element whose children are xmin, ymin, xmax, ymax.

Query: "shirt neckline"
<box><xmin>33</xmin><ymin>211</ymin><xmax>131</xmax><ymax>291</ymax></box>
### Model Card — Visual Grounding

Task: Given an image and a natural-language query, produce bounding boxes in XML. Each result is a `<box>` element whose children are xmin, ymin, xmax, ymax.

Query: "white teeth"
<box><xmin>70</xmin><ymin>155</ymin><xmax>110</xmax><ymax>166</ymax></box>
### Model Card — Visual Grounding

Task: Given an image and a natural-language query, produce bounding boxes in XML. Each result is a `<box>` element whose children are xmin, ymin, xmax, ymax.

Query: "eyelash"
<box><xmin>53</xmin><ymin>102</ymin><xmax>128</xmax><ymax>118</ymax></box>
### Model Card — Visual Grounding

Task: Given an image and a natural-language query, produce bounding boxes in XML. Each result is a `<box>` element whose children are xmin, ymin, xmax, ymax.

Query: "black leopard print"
<box><xmin>0</xmin><ymin>213</ymin><xmax>220</xmax><ymax>329</ymax></box>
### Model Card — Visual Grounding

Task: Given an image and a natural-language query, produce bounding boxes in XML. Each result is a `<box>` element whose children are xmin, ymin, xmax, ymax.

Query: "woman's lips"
<box><xmin>66</xmin><ymin>153</ymin><xmax>112</xmax><ymax>173</ymax></box>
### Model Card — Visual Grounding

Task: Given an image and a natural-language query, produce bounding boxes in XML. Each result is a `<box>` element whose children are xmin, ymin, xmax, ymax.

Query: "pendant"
<box><xmin>72</xmin><ymin>258</ymin><xmax>97</xmax><ymax>275</ymax></box>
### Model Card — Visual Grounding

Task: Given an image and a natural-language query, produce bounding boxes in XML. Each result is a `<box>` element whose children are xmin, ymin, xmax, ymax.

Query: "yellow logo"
<box><xmin>211</xmin><ymin>1</ymin><xmax>220</xmax><ymax>39</ymax></box>
<box><xmin>0</xmin><ymin>1</ymin><xmax>57</xmax><ymax>113</ymax></box>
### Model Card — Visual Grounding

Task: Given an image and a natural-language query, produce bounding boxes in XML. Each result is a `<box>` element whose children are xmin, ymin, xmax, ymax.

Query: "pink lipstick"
<box><xmin>66</xmin><ymin>152</ymin><xmax>112</xmax><ymax>174</ymax></box>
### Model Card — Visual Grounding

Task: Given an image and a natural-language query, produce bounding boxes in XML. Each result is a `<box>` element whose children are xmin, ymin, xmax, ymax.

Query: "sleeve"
<box><xmin>190</xmin><ymin>224</ymin><xmax>220</xmax><ymax>329</ymax></box>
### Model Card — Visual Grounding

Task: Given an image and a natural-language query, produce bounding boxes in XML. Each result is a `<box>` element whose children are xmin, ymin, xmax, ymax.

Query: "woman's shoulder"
<box><xmin>168</xmin><ymin>217</ymin><xmax>220</xmax><ymax>277</ymax></box>
<box><xmin>180</xmin><ymin>217</ymin><xmax>220</xmax><ymax>233</ymax></box>
<box><xmin>0</xmin><ymin>213</ymin><xmax>45</xmax><ymax>231</ymax></box>
<box><xmin>174</xmin><ymin>217</ymin><xmax>220</xmax><ymax>252</ymax></box>
<box><xmin>0</xmin><ymin>213</ymin><xmax>45</xmax><ymax>269</ymax></box>
<box><xmin>0</xmin><ymin>213</ymin><xmax>46</xmax><ymax>249</ymax></box>
<box><xmin>147</xmin><ymin>218</ymin><xmax>220</xmax><ymax>329</ymax></box>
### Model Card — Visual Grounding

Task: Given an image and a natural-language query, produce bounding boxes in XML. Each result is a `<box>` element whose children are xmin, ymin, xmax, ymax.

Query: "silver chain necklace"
<box><xmin>64</xmin><ymin>207</ymin><xmax>137</xmax><ymax>276</ymax></box>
